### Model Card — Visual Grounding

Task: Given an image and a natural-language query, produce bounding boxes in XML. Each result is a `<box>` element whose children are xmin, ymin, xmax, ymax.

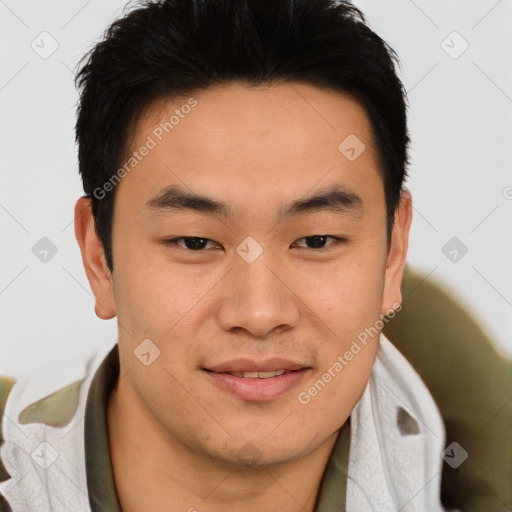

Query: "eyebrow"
<box><xmin>145</xmin><ymin>184</ymin><xmax>363</xmax><ymax>219</ymax></box>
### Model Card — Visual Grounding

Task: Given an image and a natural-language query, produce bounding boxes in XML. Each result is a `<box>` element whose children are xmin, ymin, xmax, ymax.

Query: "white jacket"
<box><xmin>0</xmin><ymin>333</ymin><xmax>446</xmax><ymax>511</ymax></box>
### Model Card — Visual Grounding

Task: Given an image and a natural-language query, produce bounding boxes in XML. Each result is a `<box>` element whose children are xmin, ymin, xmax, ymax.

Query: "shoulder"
<box><xmin>0</xmin><ymin>376</ymin><xmax>15</xmax><ymax>409</ymax></box>
<box><xmin>0</xmin><ymin>347</ymin><xmax>113</xmax><ymax>512</ymax></box>
<box><xmin>347</xmin><ymin>334</ymin><xmax>445</xmax><ymax>510</ymax></box>
<box><xmin>388</xmin><ymin>265</ymin><xmax>512</xmax><ymax>510</ymax></box>
<box><xmin>0</xmin><ymin>375</ymin><xmax>16</xmax><ymax>455</ymax></box>
<box><xmin>1</xmin><ymin>375</ymin><xmax>16</xmax><ymax>512</ymax></box>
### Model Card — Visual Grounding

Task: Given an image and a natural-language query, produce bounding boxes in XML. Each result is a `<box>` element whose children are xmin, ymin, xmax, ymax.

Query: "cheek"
<box><xmin>290</xmin><ymin>315</ymin><xmax>380</xmax><ymax>440</ymax></box>
<box><xmin>111</xmin><ymin>234</ymin><xmax>189</xmax><ymax>329</ymax></box>
<box><xmin>293</xmin><ymin>252</ymin><xmax>384</xmax><ymax>394</ymax></box>
<box><xmin>295</xmin><ymin>253</ymin><xmax>385</xmax><ymax>328</ymax></box>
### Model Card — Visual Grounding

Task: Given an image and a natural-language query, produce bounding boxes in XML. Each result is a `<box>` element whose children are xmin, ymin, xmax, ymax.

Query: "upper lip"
<box><xmin>205</xmin><ymin>357</ymin><xmax>309</xmax><ymax>373</ymax></box>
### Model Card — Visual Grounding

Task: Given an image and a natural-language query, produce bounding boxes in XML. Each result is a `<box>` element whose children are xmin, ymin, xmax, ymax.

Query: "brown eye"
<box><xmin>166</xmin><ymin>237</ymin><xmax>219</xmax><ymax>251</ymax></box>
<box><xmin>291</xmin><ymin>235</ymin><xmax>345</xmax><ymax>250</ymax></box>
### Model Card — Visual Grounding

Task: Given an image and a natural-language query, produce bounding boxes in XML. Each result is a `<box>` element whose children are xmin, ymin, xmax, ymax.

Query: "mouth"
<box><xmin>216</xmin><ymin>369</ymin><xmax>288</xmax><ymax>378</ymax></box>
<box><xmin>203</xmin><ymin>359</ymin><xmax>311</xmax><ymax>401</ymax></box>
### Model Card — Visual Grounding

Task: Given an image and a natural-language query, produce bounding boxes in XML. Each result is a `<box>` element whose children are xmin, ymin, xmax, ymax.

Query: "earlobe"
<box><xmin>381</xmin><ymin>188</ymin><xmax>413</xmax><ymax>315</ymax></box>
<box><xmin>74</xmin><ymin>196</ymin><xmax>117</xmax><ymax>320</ymax></box>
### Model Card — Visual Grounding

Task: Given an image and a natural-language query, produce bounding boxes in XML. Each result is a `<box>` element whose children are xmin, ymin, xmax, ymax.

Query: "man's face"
<box><xmin>79</xmin><ymin>81</ymin><xmax>409</xmax><ymax>467</ymax></box>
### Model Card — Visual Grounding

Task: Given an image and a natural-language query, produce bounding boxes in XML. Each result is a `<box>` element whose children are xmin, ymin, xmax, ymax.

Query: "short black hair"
<box><xmin>75</xmin><ymin>0</ymin><xmax>410</xmax><ymax>272</ymax></box>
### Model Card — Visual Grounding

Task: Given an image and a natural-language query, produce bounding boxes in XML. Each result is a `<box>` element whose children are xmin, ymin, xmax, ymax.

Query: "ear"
<box><xmin>74</xmin><ymin>196</ymin><xmax>116</xmax><ymax>320</ymax></box>
<box><xmin>381</xmin><ymin>188</ymin><xmax>413</xmax><ymax>315</ymax></box>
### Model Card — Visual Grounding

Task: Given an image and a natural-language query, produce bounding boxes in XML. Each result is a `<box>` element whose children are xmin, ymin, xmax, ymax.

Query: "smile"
<box><xmin>224</xmin><ymin>369</ymin><xmax>287</xmax><ymax>378</ymax></box>
<box><xmin>204</xmin><ymin>367</ymin><xmax>310</xmax><ymax>401</ymax></box>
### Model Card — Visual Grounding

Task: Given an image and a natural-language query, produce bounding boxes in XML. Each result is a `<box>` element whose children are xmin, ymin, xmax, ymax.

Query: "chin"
<box><xmin>210</xmin><ymin>431</ymin><xmax>312</xmax><ymax>469</ymax></box>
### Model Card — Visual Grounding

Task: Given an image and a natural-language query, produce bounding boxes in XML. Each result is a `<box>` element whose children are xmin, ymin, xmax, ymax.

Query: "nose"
<box><xmin>216</xmin><ymin>249</ymin><xmax>301</xmax><ymax>338</ymax></box>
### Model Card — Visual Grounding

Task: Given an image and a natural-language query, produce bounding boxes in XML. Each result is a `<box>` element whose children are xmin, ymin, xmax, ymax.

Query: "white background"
<box><xmin>1</xmin><ymin>0</ymin><xmax>511</xmax><ymax>378</ymax></box>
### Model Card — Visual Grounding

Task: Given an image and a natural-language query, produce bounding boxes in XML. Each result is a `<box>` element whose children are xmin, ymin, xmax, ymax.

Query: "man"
<box><xmin>0</xmin><ymin>0</ymin><xmax>510</xmax><ymax>511</ymax></box>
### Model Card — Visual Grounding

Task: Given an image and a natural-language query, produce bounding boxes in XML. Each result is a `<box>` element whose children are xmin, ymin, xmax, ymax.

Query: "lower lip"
<box><xmin>205</xmin><ymin>369</ymin><xmax>309</xmax><ymax>402</ymax></box>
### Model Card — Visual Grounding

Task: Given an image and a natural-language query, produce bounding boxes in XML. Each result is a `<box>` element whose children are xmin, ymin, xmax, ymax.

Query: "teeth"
<box><xmin>228</xmin><ymin>370</ymin><xmax>286</xmax><ymax>378</ymax></box>
<box><xmin>257</xmin><ymin>370</ymin><xmax>285</xmax><ymax>379</ymax></box>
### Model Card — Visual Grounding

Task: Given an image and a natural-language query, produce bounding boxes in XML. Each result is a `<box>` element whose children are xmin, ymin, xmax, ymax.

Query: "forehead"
<box><xmin>117</xmin><ymin>81</ymin><xmax>383</xmax><ymax>212</ymax></box>
<box><xmin>136</xmin><ymin>81</ymin><xmax>376</xmax><ymax>151</ymax></box>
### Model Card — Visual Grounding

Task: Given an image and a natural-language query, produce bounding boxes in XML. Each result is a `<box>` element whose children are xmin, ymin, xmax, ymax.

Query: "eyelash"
<box><xmin>163</xmin><ymin>235</ymin><xmax>347</xmax><ymax>252</ymax></box>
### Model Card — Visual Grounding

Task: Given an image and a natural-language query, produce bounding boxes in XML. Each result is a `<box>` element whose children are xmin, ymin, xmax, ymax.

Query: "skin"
<box><xmin>75</xmin><ymin>81</ymin><xmax>412</xmax><ymax>512</ymax></box>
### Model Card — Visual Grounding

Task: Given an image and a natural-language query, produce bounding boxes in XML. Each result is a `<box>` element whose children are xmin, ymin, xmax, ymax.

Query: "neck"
<box><xmin>107</xmin><ymin>377</ymin><xmax>340</xmax><ymax>512</ymax></box>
